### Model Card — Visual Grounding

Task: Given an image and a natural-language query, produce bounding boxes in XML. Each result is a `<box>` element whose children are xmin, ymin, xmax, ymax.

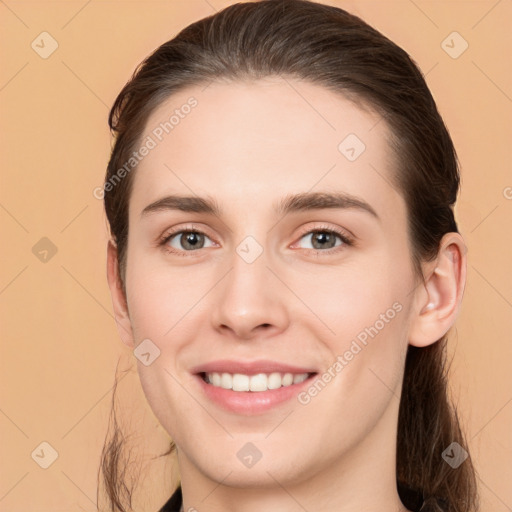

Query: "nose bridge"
<box><xmin>211</xmin><ymin>236</ymin><xmax>288</xmax><ymax>339</ymax></box>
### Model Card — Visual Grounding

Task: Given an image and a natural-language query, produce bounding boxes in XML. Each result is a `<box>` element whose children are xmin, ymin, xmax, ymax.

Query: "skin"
<box><xmin>107</xmin><ymin>77</ymin><xmax>467</xmax><ymax>512</ymax></box>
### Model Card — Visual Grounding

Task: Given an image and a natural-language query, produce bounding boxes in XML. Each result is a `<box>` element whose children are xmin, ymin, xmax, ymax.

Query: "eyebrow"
<box><xmin>140</xmin><ymin>191</ymin><xmax>379</xmax><ymax>221</ymax></box>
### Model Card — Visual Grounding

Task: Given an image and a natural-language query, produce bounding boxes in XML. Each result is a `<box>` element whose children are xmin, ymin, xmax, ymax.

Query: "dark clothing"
<box><xmin>159</xmin><ymin>485</ymin><xmax>182</xmax><ymax>511</ymax></box>
<box><xmin>159</xmin><ymin>484</ymin><xmax>447</xmax><ymax>512</ymax></box>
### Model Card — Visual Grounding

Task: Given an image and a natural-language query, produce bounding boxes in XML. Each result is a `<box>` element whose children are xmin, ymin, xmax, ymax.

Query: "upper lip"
<box><xmin>190</xmin><ymin>359</ymin><xmax>318</xmax><ymax>376</ymax></box>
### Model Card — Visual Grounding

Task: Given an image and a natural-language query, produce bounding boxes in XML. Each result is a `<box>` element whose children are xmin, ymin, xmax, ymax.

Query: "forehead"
<box><xmin>130</xmin><ymin>78</ymin><xmax>404</xmax><ymax>224</ymax></box>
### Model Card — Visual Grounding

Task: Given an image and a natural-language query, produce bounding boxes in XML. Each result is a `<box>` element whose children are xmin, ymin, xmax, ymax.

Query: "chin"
<box><xmin>190</xmin><ymin>448</ymin><xmax>314</xmax><ymax>489</ymax></box>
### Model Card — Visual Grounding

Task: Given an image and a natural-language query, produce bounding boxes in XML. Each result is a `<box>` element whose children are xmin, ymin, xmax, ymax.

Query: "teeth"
<box><xmin>232</xmin><ymin>373</ymin><xmax>249</xmax><ymax>391</ymax></box>
<box><xmin>205</xmin><ymin>372</ymin><xmax>310</xmax><ymax>392</ymax></box>
<box><xmin>293</xmin><ymin>373</ymin><xmax>308</xmax><ymax>384</ymax></box>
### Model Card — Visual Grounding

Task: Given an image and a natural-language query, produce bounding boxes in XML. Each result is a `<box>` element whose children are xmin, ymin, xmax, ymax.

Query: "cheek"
<box><xmin>292</xmin><ymin>252</ymin><xmax>411</xmax><ymax>401</ymax></box>
<box><xmin>293</xmin><ymin>300</ymin><xmax>408</xmax><ymax>464</ymax></box>
<box><xmin>124</xmin><ymin>255</ymin><xmax>214</xmax><ymax>430</ymax></box>
<box><xmin>124</xmin><ymin>251</ymin><xmax>205</xmax><ymax>342</ymax></box>
<box><xmin>291</xmin><ymin>256</ymin><xmax>406</xmax><ymax>341</ymax></box>
<box><xmin>136</xmin><ymin>363</ymin><xmax>203</xmax><ymax>451</ymax></box>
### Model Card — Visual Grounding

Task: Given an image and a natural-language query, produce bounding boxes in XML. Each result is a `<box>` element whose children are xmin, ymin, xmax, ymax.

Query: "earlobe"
<box><xmin>408</xmin><ymin>233</ymin><xmax>467</xmax><ymax>348</ymax></box>
<box><xmin>106</xmin><ymin>241</ymin><xmax>135</xmax><ymax>348</ymax></box>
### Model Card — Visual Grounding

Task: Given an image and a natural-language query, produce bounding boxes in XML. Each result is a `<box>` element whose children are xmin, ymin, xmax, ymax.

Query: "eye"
<box><xmin>161</xmin><ymin>229</ymin><xmax>216</xmax><ymax>253</ymax></box>
<box><xmin>295</xmin><ymin>227</ymin><xmax>353</xmax><ymax>252</ymax></box>
<box><xmin>158</xmin><ymin>225</ymin><xmax>353</xmax><ymax>257</ymax></box>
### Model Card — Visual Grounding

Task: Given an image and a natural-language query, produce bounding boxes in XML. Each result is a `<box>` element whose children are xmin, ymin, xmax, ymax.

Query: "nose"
<box><xmin>210</xmin><ymin>246</ymin><xmax>289</xmax><ymax>341</ymax></box>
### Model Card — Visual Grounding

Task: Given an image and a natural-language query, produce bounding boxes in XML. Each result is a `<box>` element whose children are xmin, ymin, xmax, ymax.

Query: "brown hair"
<box><xmin>99</xmin><ymin>1</ymin><xmax>478</xmax><ymax>510</ymax></box>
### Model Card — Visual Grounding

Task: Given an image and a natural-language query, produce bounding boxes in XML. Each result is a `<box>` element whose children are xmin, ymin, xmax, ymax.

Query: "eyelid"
<box><xmin>158</xmin><ymin>223</ymin><xmax>218</xmax><ymax>246</ymax></box>
<box><xmin>295</xmin><ymin>222</ymin><xmax>354</xmax><ymax>239</ymax></box>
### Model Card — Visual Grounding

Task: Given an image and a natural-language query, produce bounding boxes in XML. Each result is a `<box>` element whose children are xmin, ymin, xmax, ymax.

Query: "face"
<box><xmin>119</xmin><ymin>78</ymin><xmax>420</xmax><ymax>488</ymax></box>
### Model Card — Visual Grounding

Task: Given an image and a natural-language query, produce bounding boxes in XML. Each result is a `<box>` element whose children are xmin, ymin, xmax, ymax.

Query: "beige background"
<box><xmin>1</xmin><ymin>0</ymin><xmax>511</xmax><ymax>511</ymax></box>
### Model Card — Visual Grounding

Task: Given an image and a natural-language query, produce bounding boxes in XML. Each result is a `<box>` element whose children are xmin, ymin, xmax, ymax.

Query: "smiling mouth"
<box><xmin>199</xmin><ymin>371</ymin><xmax>317</xmax><ymax>392</ymax></box>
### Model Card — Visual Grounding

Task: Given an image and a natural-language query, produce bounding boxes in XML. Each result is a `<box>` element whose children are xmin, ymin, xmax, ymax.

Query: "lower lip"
<box><xmin>194</xmin><ymin>373</ymin><xmax>317</xmax><ymax>415</ymax></box>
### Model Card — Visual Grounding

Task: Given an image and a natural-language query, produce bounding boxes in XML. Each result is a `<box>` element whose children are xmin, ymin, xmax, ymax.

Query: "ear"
<box><xmin>106</xmin><ymin>240</ymin><xmax>135</xmax><ymax>348</ymax></box>
<box><xmin>408</xmin><ymin>233</ymin><xmax>467</xmax><ymax>347</ymax></box>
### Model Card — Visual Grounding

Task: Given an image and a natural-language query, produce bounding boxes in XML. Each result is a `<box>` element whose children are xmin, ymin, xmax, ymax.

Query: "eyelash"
<box><xmin>158</xmin><ymin>224</ymin><xmax>354</xmax><ymax>257</ymax></box>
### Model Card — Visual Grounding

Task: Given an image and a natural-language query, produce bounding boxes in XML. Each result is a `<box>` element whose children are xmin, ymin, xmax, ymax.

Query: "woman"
<box><xmin>99</xmin><ymin>1</ymin><xmax>478</xmax><ymax>511</ymax></box>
